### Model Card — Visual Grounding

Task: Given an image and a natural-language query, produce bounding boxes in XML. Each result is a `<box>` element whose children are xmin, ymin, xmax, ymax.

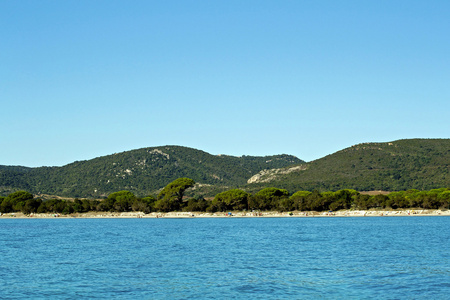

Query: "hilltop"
<box><xmin>246</xmin><ymin>139</ymin><xmax>449</xmax><ymax>192</ymax></box>
<box><xmin>0</xmin><ymin>146</ymin><xmax>302</xmax><ymax>198</ymax></box>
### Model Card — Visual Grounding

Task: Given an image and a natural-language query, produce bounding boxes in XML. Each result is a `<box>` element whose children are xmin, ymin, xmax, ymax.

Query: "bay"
<box><xmin>0</xmin><ymin>217</ymin><xmax>449</xmax><ymax>299</ymax></box>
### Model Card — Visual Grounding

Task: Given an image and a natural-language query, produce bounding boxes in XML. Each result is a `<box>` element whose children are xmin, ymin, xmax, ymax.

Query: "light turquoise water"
<box><xmin>1</xmin><ymin>217</ymin><xmax>449</xmax><ymax>299</ymax></box>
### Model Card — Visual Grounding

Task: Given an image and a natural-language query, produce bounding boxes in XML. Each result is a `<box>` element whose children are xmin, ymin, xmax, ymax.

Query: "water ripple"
<box><xmin>0</xmin><ymin>217</ymin><xmax>448</xmax><ymax>299</ymax></box>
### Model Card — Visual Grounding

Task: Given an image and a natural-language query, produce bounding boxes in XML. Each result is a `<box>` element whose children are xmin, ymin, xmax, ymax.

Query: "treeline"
<box><xmin>1</xmin><ymin>178</ymin><xmax>449</xmax><ymax>215</ymax></box>
<box><xmin>208</xmin><ymin>187</ymin><xmax>450</xmax><ymax>212</ymax></box>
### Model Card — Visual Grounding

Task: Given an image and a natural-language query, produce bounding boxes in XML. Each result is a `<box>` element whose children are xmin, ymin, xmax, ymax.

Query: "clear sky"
<box><xmin>1</xmin><ymin>1</ymin><xmax>449</xmax><ymax>167</ymax></box>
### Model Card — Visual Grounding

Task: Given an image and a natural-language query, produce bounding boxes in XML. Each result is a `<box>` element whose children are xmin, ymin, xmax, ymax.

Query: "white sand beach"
<box><xmin>1</xmin><ymin>209</ymin><xmax>449</xmax><ymax>219</ymax></box>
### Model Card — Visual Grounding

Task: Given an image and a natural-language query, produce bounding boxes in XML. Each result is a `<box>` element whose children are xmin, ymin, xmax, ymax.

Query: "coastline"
<box><xmin>1</xmin><ymin>209</ymin><xmax>449</xmax><ymax>219</ymax></box>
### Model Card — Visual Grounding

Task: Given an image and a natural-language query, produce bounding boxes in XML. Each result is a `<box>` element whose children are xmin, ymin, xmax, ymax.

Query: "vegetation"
<box><xmin>210</xmin><ymin>189</ymin><xmax>250</xmax><ymax>212</ymax></box>
<box><xmin>251</xmin><ymin>187</ymin><xmax>289</xmax><ymax>211</ymax></box>
<box><xmin>1</xmin><ymin>181</ymin><xmax>449</xmax><ymax>216</ymax></box>
<box><xmin>154</xmin><ymin>178</ymin><xmax>196</xmax><ymax>212</ymax></box>
<box><xmin>0</xmin><ymin>139</ymin><xmax>448</xmax><ymax>199</ymax></box>
<box><xmin>158</xmin><ymin>178</ymin><xmax>195</xmax><ymax>202</ymax></box>
<box><xmin>247</xmin><ymin>139</ymin><xmax>450</xmax><ymax>192</ymax></box>
<box><xmin>0</xmin><ymin>146</ymin><xmax>302</xmax><ymax>198</ymax></box>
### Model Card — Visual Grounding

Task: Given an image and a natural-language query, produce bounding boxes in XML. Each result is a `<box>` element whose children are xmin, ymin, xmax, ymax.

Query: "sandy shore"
<box><xmin>1</xmin><ymin>209</ymin><xmax>449</xmax><ymax>219</ymax></box>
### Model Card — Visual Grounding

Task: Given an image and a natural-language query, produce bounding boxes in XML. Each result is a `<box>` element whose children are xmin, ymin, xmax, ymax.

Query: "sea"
<box><xmin>0</xmin><ymin>216</ymin><xmax>449</xmax><ymax>299</ymax></box>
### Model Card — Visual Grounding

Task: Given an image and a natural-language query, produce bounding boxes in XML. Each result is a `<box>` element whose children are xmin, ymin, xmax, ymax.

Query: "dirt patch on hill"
<box><xmin>360</xmin><ymin>191</ymin><xmax>391</xmax><ymax>195</ymax></box>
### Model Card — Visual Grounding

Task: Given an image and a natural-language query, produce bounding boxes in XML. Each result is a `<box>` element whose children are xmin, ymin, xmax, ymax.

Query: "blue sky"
<box><xmin>1</xmin><ymin>1</ymin><xmax>449</xmax><ymax>167</ymax></box>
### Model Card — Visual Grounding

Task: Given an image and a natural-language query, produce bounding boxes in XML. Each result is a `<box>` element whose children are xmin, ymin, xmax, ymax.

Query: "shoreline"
<box><xmin>1</xmin><ymin>209</ymin><xmax>449</xmax><ymax>219</ymax></box>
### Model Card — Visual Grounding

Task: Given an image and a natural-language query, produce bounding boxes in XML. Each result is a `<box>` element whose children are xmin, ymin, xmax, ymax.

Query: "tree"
<box><xmin>329</xmin><ymin>189</ymin><xmax>359</xmax><ymax>211</ymax></box>
<box><xmin>22</xmin><ymin>199</ymin><xmax>43</xmax><ymax>214</ymax></box>
<box><xmin>98</xmin><ymin>190</ymin><xmax>137</xmax><ymax>212</ymax></box>
<box><xmin>251</xmin><ymin>187</ymin><xmax>289</xmax><ymax>211</ymax></box>
<box><xmin>158</xmin><ymin>178</ymin><xmax>195</xmax><ymax>203</ymax></box>
<box><xmin>372</xmin><ymin>194</ymin><xmax>388</xmax><ymax>208</ymax></box>
<box><xmin>212</xmin><ymin>189</ymin><xmax>250</xmax><ymax>211</ymax></box>
<box><xmin>153</xmin><ymin>198</ymin><xmax>178</xmax><ymax>212</ymax></box>
<box><xmin>6</xmin><ymin>191</ymin><xmax>34</xmax><ymax>203</ymax></box>
<box><xmin>182</xmin><ymin>197</ymin><xmax>209</xmax><ymax>212</ymax></box>
<box><xmin>289</xmin><ymin>191</ymin><xmax>312</xmax><ymax>211</ymax></box>
<box><xmin>0</xmin><ymin>198</ymin><xmax>13</xmax><ymax>213</ymax></box>
<box><xmin>131</xmin><ymin>196</ymin><xmax>156</xmax><ymax>213</ymax></box>
<box><xmin>41</xmin><ymin>199</ymin><xmax>67</xmax><ymax>213</ymax></box>
<box><xmin>309</xmin><ymin>190</ymin><xmax>324</xmax><ymax>211</ymax></box>
<box><xmin>437</xmin><ymin>190</ymin><xmax>450</xmax><ymax>209</ymax></box>
<box><xmin>9</xmin><ymin>191</ymin><xmax>34</xmax><ymax>211</ymax></box>
<box><xmin>354</xmin><ymin>194</ymin><xmax>371</xmax><ymax>210</ymax></box>
<box><xmin>0</xmin><ymin>191</ymin><xmax>34</xmax><ymax>213</ymax></box>
<box><xmin>97</xmin><ymin>198</ymin><xmax>115</xmax><ymax>211</ymax></box>
<box><xmin>108</xmin><ymin>190</ymin><xmax>136</xmax><ymax>201</ymax></box>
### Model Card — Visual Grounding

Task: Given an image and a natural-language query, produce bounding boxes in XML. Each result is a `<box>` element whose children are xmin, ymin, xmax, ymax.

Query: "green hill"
<box><xmin>0</xmin><ymin>146</ymin><xmax>303</xmax><ymax>198</ymax></box>
<box><xmin>1</xmin><ymin>139</ymin><xmax>449</xmax><ymax>198</ymax></box>
<box><xmin>245</xmin><ymin>139</ymin><xmax>450</xmax><ymax>192</ymax></box>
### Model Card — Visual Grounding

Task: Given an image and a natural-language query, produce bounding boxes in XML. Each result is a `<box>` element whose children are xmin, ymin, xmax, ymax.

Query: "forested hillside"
<box><xmin>0</xmin><ymin>146</ymin><xmax>302</xmax><ymax>198</ymax></box>
<box><xmin>1</xmin><ymin>139</ymin><xmax>449</xmax><ymax>198</ymax></box>
<box><xmin>246</xmin><ymin>139</ymin><xmax>449</xmax><ymax>192</ymax></box>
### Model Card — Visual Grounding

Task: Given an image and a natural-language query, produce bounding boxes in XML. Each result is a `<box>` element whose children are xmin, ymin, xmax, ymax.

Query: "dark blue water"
<box><xmin>1</xmin><ymin>217</ymin><xmax>449</xmax><ymax>299</ymax></box>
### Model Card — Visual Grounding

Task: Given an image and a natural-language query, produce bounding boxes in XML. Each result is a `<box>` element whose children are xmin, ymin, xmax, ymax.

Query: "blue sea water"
<box><xmin>0</xmin><ymin>217</ymin><xmax>449</xmax><ymax>299</ymax></box>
